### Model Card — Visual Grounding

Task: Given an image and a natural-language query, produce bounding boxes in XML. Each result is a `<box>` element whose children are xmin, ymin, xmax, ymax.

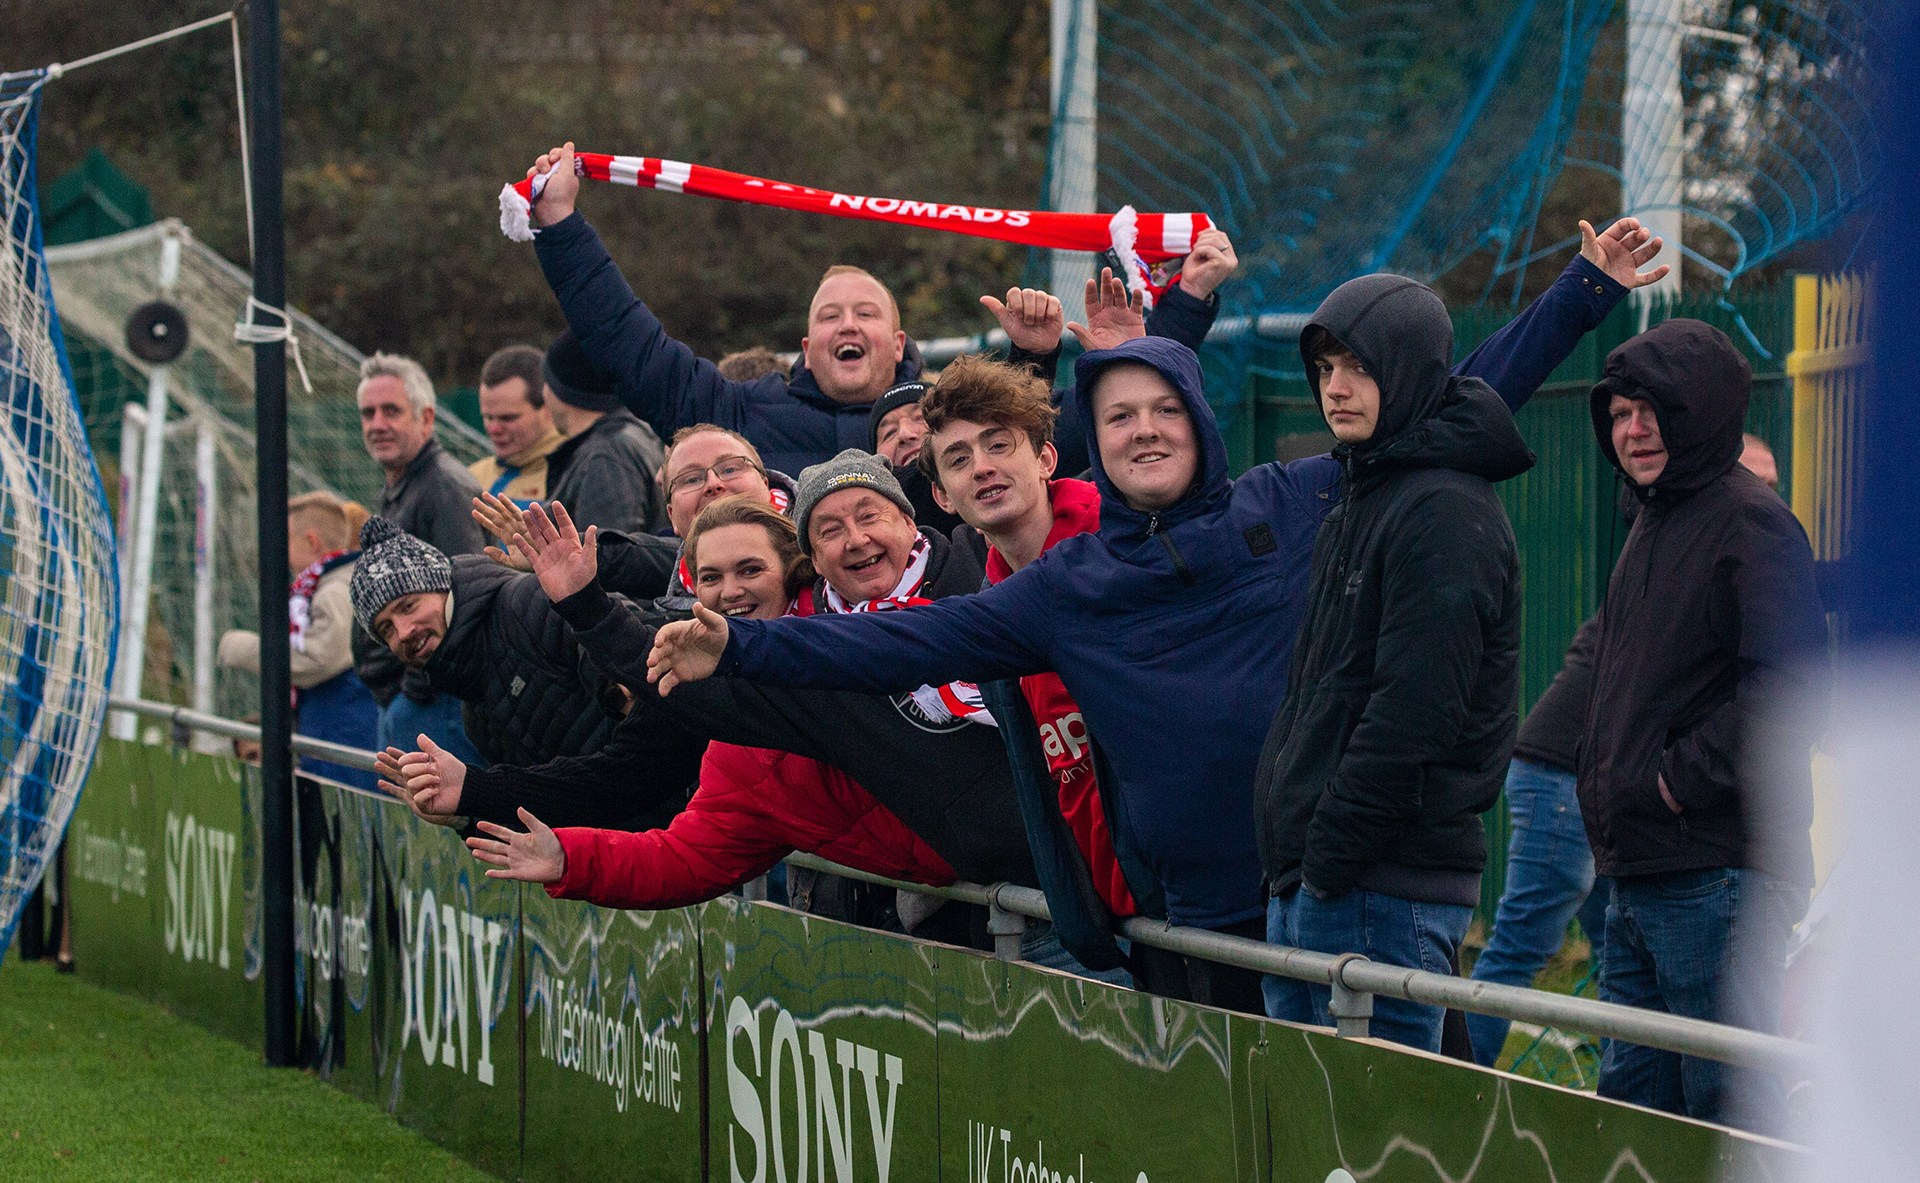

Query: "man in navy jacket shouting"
<box><xmin>648</xmin><ymin>223</ymin><xmax>1666</xmax><ymax>1012</ymax></box>
<box><xmin>519</xmin><ymin>143</ymin><xmax>1237</xmax><ymax>476</ymax></box>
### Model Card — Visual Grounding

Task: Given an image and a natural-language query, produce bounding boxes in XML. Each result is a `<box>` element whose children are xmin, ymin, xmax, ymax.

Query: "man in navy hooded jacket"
<box><xmin>647</xmin><ymin>224</ymin><xmax>1667</xmax><ymax>1010</ymax></box>
<box><xmin>519</xmin><ymin>144</ymin><xmax>1234</xmax><ymax>475</ymax></box>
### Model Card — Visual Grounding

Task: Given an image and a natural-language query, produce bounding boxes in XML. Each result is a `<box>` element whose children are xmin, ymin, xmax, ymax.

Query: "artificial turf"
<box><xmin>0</xmin><ymin>958</ymin><xmax>494</xmax><ymax>1182</ymax></box>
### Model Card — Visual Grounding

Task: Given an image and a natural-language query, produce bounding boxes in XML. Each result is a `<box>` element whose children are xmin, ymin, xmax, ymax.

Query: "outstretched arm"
<box><xmin>509</xmin><ymin>785</ymin><xmax>794</xmax><ymax>911</ymax></box>
<box><xmin>650</xmin><ymin>569</ymin><xmax>1055</xmax><ymax>696</ymax></box>
<box><xmin>384</xmin><ymin>715</ymin><xmax>704</xmax><ymax>832</ymax></box>
<box><xmin>527</xmin><ymin>143</ymin><xmax>760</xmax><ymax>441</ymax></box>
<box><xmin>1456</xmin><ymin>217</ymin><xmax>1668</xmax><ymax>412</ymax></box>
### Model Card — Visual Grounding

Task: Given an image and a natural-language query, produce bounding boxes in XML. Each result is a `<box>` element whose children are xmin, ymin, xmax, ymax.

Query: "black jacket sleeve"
<box><xmin>457</xmin><ymin>710</ymin><xmax>704</xmax><ymax>831</ymax></box>
<box><xmin>1302</xmin><ymin>485</ymin><xmax>1513</xmax><ymax>897</ymax></box>
<box><xmin>594</xmin><ymin>531</ymin><xmax>680</xmax><ymax>604</ymax></box>
<box><xmin>1006</xmin><ymin>342</ymin><xmax>1062</xmax><ymax>385</ymax></box>
<box><xmin>1659</xmin><ymin>501</ymin><xmax>1829</xmax><ymax>816</ymax></box>
<box><xmin>550</xmin><ymin>579</ymin><xmax>668</xmax><ymax>692</ymax></box>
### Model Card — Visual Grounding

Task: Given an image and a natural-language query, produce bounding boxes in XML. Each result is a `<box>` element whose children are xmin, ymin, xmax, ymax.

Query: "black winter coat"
<box><xmin>1256</xmin><ymin>276</ymin><xmax>1535</xmax><ymax>906</ymax></box>
<box><xmin>1513</xmin><ymin>615</ymin><xmax>1601</xmax><ymax>774</ymax></box>
<box><xmin>1577</xmin><ymin>319</ymin><xmax>1824</xmax><ymax>885</ymax></box>
<box><xmin>417</xmin><ymin>531</ymin><xmax>679</xmax><ymax>767</ymax></box>
<box><xmin>546</xmin><ymin>406</ymin><xmax>669</xmax><ymax>535</ymax></box>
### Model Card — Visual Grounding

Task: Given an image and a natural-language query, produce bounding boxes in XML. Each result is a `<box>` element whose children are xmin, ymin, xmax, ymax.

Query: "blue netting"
<box><xmin>0</xmin><ymin>70</ymin><xmax>120</xmax><ymax>957</ymax></box>
<box><xmin>1563</xmin><ymin>0</ymin><xmax>1876</xmax><ymax>287</ymax></box>
<box><xmin>1041</xmin><ymin>0</ymin><xmax>1878</xmax><ymax>394</ymax></box>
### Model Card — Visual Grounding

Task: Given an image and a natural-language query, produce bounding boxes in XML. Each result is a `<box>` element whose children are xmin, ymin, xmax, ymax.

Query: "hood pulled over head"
<box><xmin>1071</xmin><ymin>336</ymin><xmax>1232</xmax><ymax>541</ymax></box>
<box><xmin>1590</xmin><ymin>318</ymin><xmax>1750</xmax><ymax>501</ymax></box>
<box><xmin>1302</xmin><ymin>274</ymin><xmax>1534</xmax><ymax>486</ymax></box>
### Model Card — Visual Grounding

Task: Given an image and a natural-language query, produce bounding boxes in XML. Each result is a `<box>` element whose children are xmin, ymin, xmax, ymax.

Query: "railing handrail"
<box><xmin>107</xmin><ymin>693</ymin><xmax>1818</xmax><ymax>1078</ymax></box>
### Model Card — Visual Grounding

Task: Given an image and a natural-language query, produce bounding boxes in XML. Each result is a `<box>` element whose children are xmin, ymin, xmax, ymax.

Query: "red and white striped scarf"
<box><xmin>817</xmin><ymin>537</ymin><xmax>994</xmax><ymax>728</ymax></box>
<box><xmin>289</xmin><ymin>549</ymin><xmax>347</xmax><ymax>653</ymax></box>
<box><xmin>501</xmin><ymin>154</ymin><xmax>1211</xmax><ymax>308</ymax></box>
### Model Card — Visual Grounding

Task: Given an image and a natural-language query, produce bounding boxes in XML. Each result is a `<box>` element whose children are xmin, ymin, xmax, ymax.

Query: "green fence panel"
<box><xmin>69</xmin><ymin>737</ymin><xmax>263</xmax><ymax>1050</ymax></box>
<box><xmin>1240</xmin><ymin>1014</ymin><xmax>1800</xmax><ymax>1182</ymax></box>
<box><xmin>520</xmin><ymin>895</ymin><xmax>704</xmax><ymax>1182</ymax></box>
<box><xmin>703</xmin><ymin>895</ymin><xmax>940</xmax><ymax>1183</ymax></box>
<box><xmin>366</xmin><ymin>801</ymin><xmax>522</xmax><ymax>1177</ymax></box>
<box><xmin>935</xmin><ymin>948</ymin><xmax>1254</xmax><ymax>1181</ymax></box>
<box><xmin>69</xmin><ymin>744</ymin><xmax>1802</xmax><ymax>1182</ymax></box>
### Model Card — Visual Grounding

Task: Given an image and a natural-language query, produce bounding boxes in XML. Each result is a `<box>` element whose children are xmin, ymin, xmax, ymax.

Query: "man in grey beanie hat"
<box><xmin>351</xmin><ymin>516</ymin><xmax>455</xmax><ymax>666</ymax></box>
<box><xmin>353</xmin><ymin>512</ymin><xmax>682</xmax><ymax>770</ymax></box>
<box><xmin>790</xmin><ymin>448</ymin><xmax>916</xmax><ymax>558</ymax></box>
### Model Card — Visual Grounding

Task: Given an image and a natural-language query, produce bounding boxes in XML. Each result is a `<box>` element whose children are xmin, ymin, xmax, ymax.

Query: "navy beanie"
<box><xmin>543</xmin><ymin>330</ymin><xmax>623</xmax><ymax>413</ymax></box>
<box><xmin>867</xmin><ymin>381</ymin><xmax>929</xmax><ymax>452</ymax></box>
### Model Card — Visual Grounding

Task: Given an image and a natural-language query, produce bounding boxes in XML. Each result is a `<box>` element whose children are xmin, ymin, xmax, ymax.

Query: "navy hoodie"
<box><xmin>717</xmin><ymin>337</ymin><xmax>1298</xmax><ymax>927</ymax></box>
<box><xmin>713</xmin><ymin>260</ymin><xmax>1630</xmax><ymax>928</ymax></box>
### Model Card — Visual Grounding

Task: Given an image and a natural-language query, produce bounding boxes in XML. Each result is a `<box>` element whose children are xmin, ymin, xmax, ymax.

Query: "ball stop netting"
<box><xmin>0</xmin><ymin>71</ymin><xmax>120</xmax><ymax>957</ymax></box>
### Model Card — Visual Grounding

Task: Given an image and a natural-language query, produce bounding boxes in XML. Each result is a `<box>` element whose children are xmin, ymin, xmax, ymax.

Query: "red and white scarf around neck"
<box><xmin>289</xmin><ymin>549</ymin><xmax>348</xmax><ymax>653</ymax></box>
<box><xmin>500</xmin><ymin>154</ymin><xmax>1212</xmax><ymax>308</ymax></box>
<box><xmin>817</xmin><ymin>537</ymin><xmax>994</xmax><ymax>728</ymax></box>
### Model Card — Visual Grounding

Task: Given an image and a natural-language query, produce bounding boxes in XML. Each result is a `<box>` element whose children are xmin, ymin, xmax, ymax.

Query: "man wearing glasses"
<box><xmin>652</xmin><ymin>425</ymin><xmax>797</xmax><ymax>612</ymax></box>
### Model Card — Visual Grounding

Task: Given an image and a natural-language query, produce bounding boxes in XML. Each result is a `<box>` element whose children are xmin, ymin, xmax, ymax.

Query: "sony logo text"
<box><xmin>726</xmin><ymin>996</ymin><xmax>903</xmax><ymax>1183</ymax></box>
<box><xmin>163</xmin><ymin>811</ymin><xmax>236</xmax><ymax>969</ymax></box>
<box><xmin>399</xmin><ymin>886</ymin><xmax>506</xmax><ymax>1085</ymax></box>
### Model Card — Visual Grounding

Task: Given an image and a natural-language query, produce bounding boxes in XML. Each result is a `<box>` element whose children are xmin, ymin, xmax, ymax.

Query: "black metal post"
<box><xmin>247</xmin><ymin>0</ymin><xmax>296</xmax><ymax>1067</ymax></box>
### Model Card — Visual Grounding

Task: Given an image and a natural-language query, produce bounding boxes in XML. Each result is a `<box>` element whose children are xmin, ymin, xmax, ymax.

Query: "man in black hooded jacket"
<box><xmin>1256</xmin><ymin>275</ymin><xmax>1535</xmax><ymax>1052</ymax></box>
<box><xmin>1580</xmin><ymin>318</ymin><xmax>1824</xmax><ymax>1131</ymax></box>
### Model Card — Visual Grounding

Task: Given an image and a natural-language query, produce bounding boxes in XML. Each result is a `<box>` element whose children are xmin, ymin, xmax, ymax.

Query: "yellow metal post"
<box><xmin>1790</xmin><ymin>272</ymin><xmax>1820</xmax><ymax>538</ymax></box>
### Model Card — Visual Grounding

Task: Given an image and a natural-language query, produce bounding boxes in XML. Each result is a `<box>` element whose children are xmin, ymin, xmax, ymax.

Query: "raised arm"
<box><xmin>511</xmin><ymin>503</ymin><xmax>675</xmax><ymax>686</ymax></box>
<box><xmin>1455</xmin><ymin>217</ymin><xmax>1668</xmax><ymax>412</ymax></box>
<box><xmin>527</xmin><ymin>144</ymin><xmax>760</xmax><ymax>440</ymax></box>
<box><xmin>592</xmin><ymin>529</ymin><xmax>680</xmax><ymax>602</ymax></box>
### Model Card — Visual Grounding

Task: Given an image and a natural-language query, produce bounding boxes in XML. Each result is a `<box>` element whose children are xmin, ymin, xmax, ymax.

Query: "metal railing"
<box><xmin>107</xmin><ymin>693</ymin><xmax>1817</xmax><ymax>1078</ymax></box>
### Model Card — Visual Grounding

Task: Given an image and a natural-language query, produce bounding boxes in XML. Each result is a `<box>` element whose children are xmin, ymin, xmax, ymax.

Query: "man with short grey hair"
<box><xmin>354</xmin><ymin>350</ymin><xmax>486</xmax><ymax>759</ymax></box>
<box><xmin>357</xmin><ymin>351</ymin><xmax>486</xmax><ymax>557</ymax></box>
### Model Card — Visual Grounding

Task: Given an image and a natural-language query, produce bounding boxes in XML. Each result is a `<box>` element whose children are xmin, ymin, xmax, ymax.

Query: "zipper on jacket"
<box><xmin>1148</xmin><ymin>514</ymin><xmax>1198</xmax><ymax>587</ymax></box>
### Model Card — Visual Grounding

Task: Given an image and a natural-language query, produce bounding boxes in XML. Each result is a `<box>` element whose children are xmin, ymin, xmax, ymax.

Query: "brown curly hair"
<box><xmin>915</xmin><ymin>353</ymin><xmax>1057</xmax><ymax>490</ymax></box>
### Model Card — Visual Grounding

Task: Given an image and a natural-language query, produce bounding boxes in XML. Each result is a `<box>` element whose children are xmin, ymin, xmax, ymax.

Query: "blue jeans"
<box><xmin>1020</xmin><ymin>920</ymin><xmax>1135</xmax><ymax>988</ymax></box>
<box><xmin>1264</xmin><ymin>888</ymin><xmax>1475</xmax><ymax>1052</ymax></box>
<box><xmin>377</xmin><ymin>693</ymin><xmax>485</xmax><ymax>769</ymax></box>
<box><xmin>1598</xmin><ymin>868</ymin><xmax>1803</xmax><ymax>1133</ymax></box>
<box><xmin>1466</xmin><ymin>758</ymin><xmax>1606</xmax><ymax>1066</ymax></box>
